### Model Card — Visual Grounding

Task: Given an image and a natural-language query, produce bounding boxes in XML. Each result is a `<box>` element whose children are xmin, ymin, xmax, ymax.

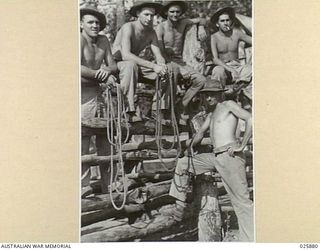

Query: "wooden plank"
<box><xmin>81</xmin><ymin>149</ymin><xmax>179</xmax><ymax>165</ymax></box>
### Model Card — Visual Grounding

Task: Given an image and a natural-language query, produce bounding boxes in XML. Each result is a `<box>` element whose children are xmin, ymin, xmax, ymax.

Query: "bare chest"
<box><xmin>163</xmin><ymin>24</ymin><xmax>185</xmax><ymax>49</ymax></box>
<box><xmin>211</xmin><ymin>106</ymin><xmax>237</xmax><ymax>129</ymax></box>
<box><xmin>131</xmin><ymin>30</ymin><xmax>153</xmax><ymax>55</ymax></box>
<box><xmin>82</xmin><ymin>43</ymin><xmax>105</xmax><ymax>69</ymax></box>
<box><xmin>215</xmin><ymin>35</ymin><xmax>239</xmax><ymax>54</ymax></box>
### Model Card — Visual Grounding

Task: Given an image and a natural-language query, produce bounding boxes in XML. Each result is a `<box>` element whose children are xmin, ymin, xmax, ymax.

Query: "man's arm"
<box><xmin>80</xmin><ymin>36</ymin><xmax>116</xmax><ymax>82</ymax></box>
<box><xmin>103</xmin><ymin>36</ymin><xmax>118</xmax><ymax>73</ymax></box>
<box><xmin>80</xmin><ymin>36</ymin><xmax>96</xmax><ymax>80</ymax></box>
<box><xmin>238</xmin><ymin>29</ymin><xmax>252</xmax><ymax>46</ymax></box>
<box><xmin>150</xmin><ymin>30</ymin><xmax>166</xmax><ymax>65</ymax></box>
<box><xmin>95</xmin><ymin>36</ymin><xmax>118</xmax><ymax>82</ymax></box>
<box><xmin>225</xmin><ymin>101</ymin><xmax>252</xmax><ymax>152</ymax></box>
<box><xmin>184</xmin><ymin>18</ymin><xmax>207</xmax><ymax>41</ymax></box>
<box><xmin>155</xmin><ymin>23</ymin><xmax>165</xmax><ymax>54</ymax></box>
<box><xmin>190</xmin><ymin>113</ymin><xmax>212</xmax><ymax>148</ymax></box>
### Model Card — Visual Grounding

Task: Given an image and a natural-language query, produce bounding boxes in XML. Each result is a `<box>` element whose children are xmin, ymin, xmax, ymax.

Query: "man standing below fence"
<box><xmin>156</xmin><ymin>1</ymin><xmax>209</xmax><ymax>125</ymax></box>
<box><xmin>167</xmin><ymin>81</ymin><xmax>254</xmax><ymax>242</ymax></box>
<box><xmin>210</xmin><ymin>7</ymin><xmax>252</xmax><ymax>91</ymax></box>
<box><xmin>80</xmin><ymin>5</ymin><xmax>118</xmax><ymax>197</ymax></box>
<box><xmin>113</xmin><ymin>1</ymin><xmax>175</xmax><ymax>122</ymax></box>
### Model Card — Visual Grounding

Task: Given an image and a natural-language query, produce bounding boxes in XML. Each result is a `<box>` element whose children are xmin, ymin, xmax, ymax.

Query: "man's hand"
<box><xmin>153</xmin><ymin>64</ymin><xmax>168</xmax><ymax>77</ymax></box>
<box><xmin>95</xmin><ymin>69</ymin><xmax>110</xmax><ymax>82</ymax></box>
<box><xmin>198</xmin><ymin>26</ymin><xmax>207</xmax><ymax>41</ymax></box>
<box><xmin>227</xmin><ymin>145</ymin><xmax>244</xmax><ymax>157</ymax></box>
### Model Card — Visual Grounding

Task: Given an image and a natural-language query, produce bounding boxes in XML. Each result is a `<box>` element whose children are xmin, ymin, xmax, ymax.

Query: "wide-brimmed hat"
<box><xmin>129</xmin><ymin>1</ymin><xmax>163</xmax><ymax>18</ymax></box>
<box><xmin>160</xmin><ymin>1</ymin><xmax>188</xmax><ymax>19</ymax></box>
<box><xmin>210</xmin><ymin>6</ymin><xmax>235</xmax><ymax>24</ymax></box>
<box><xmin>199</xmin><ymin>80</ymin><xmax>226</xmax><ymax>93</ymax></box>
<box><xmin>80</xmin><ymin>5</ymin><xmax>106</xmax><ymax>31</ymax></box>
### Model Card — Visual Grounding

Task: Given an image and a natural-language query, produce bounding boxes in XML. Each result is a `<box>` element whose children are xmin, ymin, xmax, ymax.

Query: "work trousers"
<box><xmin>117</xmin><ymin>61</ymin><xmax>177</xmax><ymax>112</ymax></box>
<box><xmin>211</xmin><ymin>60</ymin><xmax>252</xmax><ymax>88</ymax></box>
<box><xmin>169</xmin><ymin>151</ymin><xmax>254</xmax><ymax>242</ymax></box>
<box><xmin>170</xmin><ymin>61</ymin><xmax>206</xmax><ymax>108</ymax></box>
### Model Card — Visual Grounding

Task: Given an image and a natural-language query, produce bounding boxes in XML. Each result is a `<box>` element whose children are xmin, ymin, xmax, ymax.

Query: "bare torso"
<box><xmin>159</xmin><ymin>20</ymin><xmax>189</xmax><ymax>60</ymax></box>
<box><xmin>81</xmin><ymin>34</ymin><xmax>109</xmax><ymax>87</ymax></box>
<box><xmin>113</xmin><ymin>21</ymin><xmax>155</xmax><ymax>57</ymax></box>
<box><xmin>211</xmin><ymin>28</ymin><xmax>242</xmax><ymax>62</ymax></box>
<box><xmin>210</xmin><ymin>101</ymin><xmax>238</xmax><ymax>148</ymax></box>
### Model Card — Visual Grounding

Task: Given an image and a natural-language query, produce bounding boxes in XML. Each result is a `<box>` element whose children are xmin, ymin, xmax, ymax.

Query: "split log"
<box><xmin>81</xmin><ymin>205</ymin><xmax>180</xmax><ymax>242</ymax></box>
<box><xmin>82</xmin><ymin>193</ymin><xmax>174</xmax><ymax>228</ymax></box>
<box><xmin>82</xmin><ymin>149</ymin><xmax>179</xmax><ymax>165</ymax></box>
<box><xmin>82</xmin><ymin>180</ymin><xmax>172</xmax><ymax>213</ymax></box>
<box><xmin>121</xmin><ymin>138</ymin><xmax>212</xmax><ymax>152</ymax></box>
<box><xmin>81</xmin><ymin>218</ymin><xmax>128</xmax><ymax>236</ymax></box>
<box><xmin>90</xmin><ymin>177</ymin><xmax>141</xmax><ymax>194</ymax></box>
<box><xmin>126</xmin><ymin>172</ymin><xmax>173</xmax><ymax>182</ymax></box>
<box><xmin>82</xmin><ymin>204</ymin><xmax>144</xmax><ymax>227</ymax></box>
<box><xmin>82</xmin><ymin>118</ymin><xmax>190</xmax><ymax>135</ymax></box>
<box><xmin>141</xmin><ymin>158</ymin><xmax>176</xmax><ymax>173</ymax></box>
<box><xmin>195</xmin><ymin>175</ymin><xmax>222</xmax><ymax>241</ymax></box>
<box><xmin>81</xmin><ymin>202</ymin><xmax>203</xmax><ymax>242</ymax></box>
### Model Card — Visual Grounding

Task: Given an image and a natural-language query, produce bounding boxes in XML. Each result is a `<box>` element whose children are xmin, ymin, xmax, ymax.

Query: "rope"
<box><xmin>105</xmin><ymin>83</ymin><xmax>130</xmax><ymax>211</ymax></box>
<box><xmin>155</xmin><ymin>64</ymin><xmax>181</xmax><ymax>171</ymax></box>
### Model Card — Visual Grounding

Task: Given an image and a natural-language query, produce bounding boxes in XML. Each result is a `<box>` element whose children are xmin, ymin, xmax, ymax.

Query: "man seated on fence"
<box><xmin>113</xmin><ymin>1</ymin><xmax>175</xmax><ymax>122</ymax></box>
<box><xmin>80</xmin><ymin>5</ymin><xmax>118</xmax><ymax>197</ymax></box>
<box><xmin>166</xmin><ymin>80</ymin><xmax>253</xmax><ymax>242</ymax></box>
<box><xmin>210</xmin><ymin>7</ymin><xmax>252</xmax><ymax>94</ymax></box>
<box><xmin>156</xmin><ymin>1</ymin><xmax>210</xmax><ymax>125</ymax></box>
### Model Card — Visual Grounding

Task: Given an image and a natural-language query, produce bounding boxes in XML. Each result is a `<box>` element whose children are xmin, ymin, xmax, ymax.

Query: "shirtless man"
<box><xmin>112</xmin><ymin>1</ymin><xmax>171</xmax><ymax>121</ymax></box>
<box><xmin>168</xmin><ymin>81</ymin><xmax>253</xmax><ymax>242</ymax></box>
<box><xmin>80</xmin><ymin>6</ymin><xmax>117</xmax><ymax>197</ymax></box>
<box><xmin>156</xmin><ymin>1</ymin><xmax>208</xmax><ymax>124</ymax></box>
<box><xmin>210</xmin><ymin>7</ymin><xmax>252</xmax><ymax>89</ymax></box>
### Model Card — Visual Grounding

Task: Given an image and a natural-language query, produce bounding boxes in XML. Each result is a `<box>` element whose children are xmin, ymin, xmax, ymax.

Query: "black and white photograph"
<box><xmin>80</xmin><ymin>0</ymin><xmax>253</xmax><ymax>242</ymax></box>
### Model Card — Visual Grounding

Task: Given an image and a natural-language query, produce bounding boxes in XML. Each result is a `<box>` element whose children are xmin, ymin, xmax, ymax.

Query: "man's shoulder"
<box><xmin>210</xmin><ymin>32</ymin><xmax>220</xmax><ymax>39</ymax></box>
<box><xmin>158</xmin><ymin>20</ymin><xmax>166</xmax><ymax>27</ymax></box>
<box><xmin>122</xmin><ymin>21</ymin><xmax>134</xmax><ymax>31</ymax></box>
<box><xmin>232</xmin><ymin>28</ymin><xmax>244</xmax><ymax>37</ymax></box>
<box><xmin>221</xmin><ymin>100</ymin><xmax>237</xmax><ymax>108</ymax></box>
<box><xmin>97</xmin><ymin>35</ymin><xmax>110</xmax><ymax>46</ymax></box>
<box><xmin>97</xmin><ymin>34</ymin><xmax>108</xmax><ymax>41</ymax></box>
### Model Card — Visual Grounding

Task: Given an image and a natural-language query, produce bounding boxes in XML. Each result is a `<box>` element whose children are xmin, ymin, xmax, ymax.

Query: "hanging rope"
<box><xmin>155</xmin><ymin>64</ymin><xmax>181</xmax><ymax>171</ymax></box>
<box><xmin>105</xmin><ymin>83</ymin><xmax>130</xmax><ymax>211</ymax></box>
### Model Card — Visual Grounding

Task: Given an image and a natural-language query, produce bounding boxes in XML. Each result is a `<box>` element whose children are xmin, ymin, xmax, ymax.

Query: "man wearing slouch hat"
<box><xmin>113</xmin><ymin>1</ymin><xmax>175</xmax><ymax>122</ymax></box>
<box><xmin>210</xmin><ymin>7</ymin><xmax>252</xmax><ymax>91</ymax></box>
<box><xmin>156</xmin><ymin>1</ymin><xmax>210</xmax><ymax>125</ymax></box>
<box><xmin>80</xmin><ymin>5</ymin><xmax>118</xmax><ymax>197</ymax></box>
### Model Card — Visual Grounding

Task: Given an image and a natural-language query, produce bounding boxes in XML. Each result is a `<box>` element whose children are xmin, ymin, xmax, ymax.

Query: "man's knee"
<box><xmin>212</xmin><ymin>66</ymin><xmax>226</xmax><ymax>76</ymax></box>
<box><xmin>119</xmin><ymin>61</ymin><xmax>139</xmax><ymax>73</ymax></box>
<box><xmin>191</xmin><ymin>73</ymin><xmax>206</xmax><ymax>88</ymax></box>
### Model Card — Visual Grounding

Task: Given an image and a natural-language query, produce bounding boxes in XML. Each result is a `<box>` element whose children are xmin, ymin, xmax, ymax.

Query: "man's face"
<box><xmin>167</xmin><ymin>5</ymin><xmax>182</xmax><ymax>22</ymax></box>
<box><xmin>216</xmin><ymin>13</ymin><xmax>231</xmax><ymax>32</ymax></box>
<box><xmin>137</xmin><ymin>7</ymin><xmax>156</xmax><ymax>27</ymax></box>
<box><xmin>204</xmin><ymin>92</ymin><xmax>221</xmax><ymax>106</ymax></box>
<box><xmin>81</xmin><ymin>14</ymin><xmax>100</xmax><ymax>37</ymax></box>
